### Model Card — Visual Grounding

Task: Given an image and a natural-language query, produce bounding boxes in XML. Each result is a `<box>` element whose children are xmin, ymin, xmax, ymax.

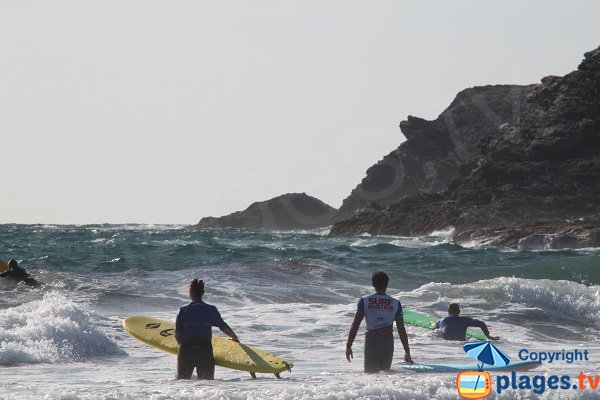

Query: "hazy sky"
<box><xmin>1</xmin><ymin>1</ymin><xmax>599</xmax><ymax>224</ymax></box>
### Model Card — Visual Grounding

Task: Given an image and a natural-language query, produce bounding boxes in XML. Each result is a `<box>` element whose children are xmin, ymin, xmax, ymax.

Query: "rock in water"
<box><xmin>196</xmin><ymin>193</ymin><xmax>336</xmax><ymax>230</ymax></box>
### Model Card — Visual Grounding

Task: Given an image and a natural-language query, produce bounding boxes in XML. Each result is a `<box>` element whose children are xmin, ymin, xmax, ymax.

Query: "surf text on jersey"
<box><xmin>367</xmin><ymin>298</ymin><xmax>394</xmax><ymax>310</ymax></box>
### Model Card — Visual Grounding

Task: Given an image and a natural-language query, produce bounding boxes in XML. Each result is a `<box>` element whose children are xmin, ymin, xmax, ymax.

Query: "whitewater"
<box><xmin>1</xmin><ymin>224</ymin><xmax>599</xmax><ymax>399</ymax></box>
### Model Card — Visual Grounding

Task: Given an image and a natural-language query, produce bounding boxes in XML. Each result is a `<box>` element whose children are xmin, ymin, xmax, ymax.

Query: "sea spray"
<box><xmin>0</xmin><ymin>292</ymin><xmax>124</xmax><ymax>365</ymax></box>
<box><xmin>409</xmin><ymin>278</ymin><xmax>600</xmax><ymax>327</ymax></box>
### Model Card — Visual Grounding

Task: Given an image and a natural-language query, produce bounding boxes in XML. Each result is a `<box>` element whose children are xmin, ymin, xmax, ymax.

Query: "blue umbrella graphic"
<box><xmin>464</xmin><ymin>341</ymin><xmax>511</xmax><ymax>391</ymax></box>
<box><xmin>464</xmin><ymin>341</ymin><xmax>511</xmax><ymax>370</ymax></box>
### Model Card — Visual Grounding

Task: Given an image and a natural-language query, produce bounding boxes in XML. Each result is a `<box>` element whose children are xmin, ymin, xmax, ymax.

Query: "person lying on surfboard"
<box><xmin>433</xmin><ymin>303</ymin><xmax>499</xmax><ymax>341</ymax></box>
<box><xmin>0</xmin><ymin>259</ymin><xmax>39</xmax><ymax>287</ymax></box>
<box><xmin>175</xmin><ymin>278</ymin><xmax>239</xmax><ymax>380</ymax></box>
<box><xmin>346</xmin><ymin>270</ymin><xmax>413</xmax><ymax>373</ymax></box>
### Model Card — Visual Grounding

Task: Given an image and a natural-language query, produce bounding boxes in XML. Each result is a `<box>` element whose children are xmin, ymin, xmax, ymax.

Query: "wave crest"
<box><xmin>413</xmin><ymin>277</ymin><xmax>600</xmax><ymax>327</ymax></box>
<box><xmin>0</xmin><ymin>292</ymin><xmax>125</xmax><ymax>365</ymax></box>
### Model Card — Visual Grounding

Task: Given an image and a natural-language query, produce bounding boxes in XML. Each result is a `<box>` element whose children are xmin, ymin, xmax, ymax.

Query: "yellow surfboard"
<box><xmin>123</xmin><ymin>316</ymin><xmax>293</xmax><ymax>377</ymax></box>
<box><xmin>0</xmin><ymin>260</ymin><xmax>7</xmax><ymax>273</ymax></box>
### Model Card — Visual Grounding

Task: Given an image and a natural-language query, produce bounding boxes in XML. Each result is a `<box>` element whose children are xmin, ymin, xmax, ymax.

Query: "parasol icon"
<box><xmin>463</xmin><ymin>341</ymin><xmax>511</xmax><ymax>394</ymax></box>
<box><xmin>463</xmin><ymin>341</ymin><xmax>511</xmax><ymax>370</ymax></box>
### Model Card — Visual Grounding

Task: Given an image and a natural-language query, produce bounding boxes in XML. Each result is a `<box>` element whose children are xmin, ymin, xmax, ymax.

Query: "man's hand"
<box><xmin>404</xmin><ymin>353</ymin><xmax>414</xmax><ymax>364</ymax></box>
<box><xmin>346</xmin><ymin>346</ymin><xmax>353</xmax><ymax>362</ymax></box>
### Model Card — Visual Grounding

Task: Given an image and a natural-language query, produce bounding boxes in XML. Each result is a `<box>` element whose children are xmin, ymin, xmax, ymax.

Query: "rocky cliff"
<box><xmin>196</xmin><ymin>193</ymin><xmax>336</xmax><ymax>230</ymax></box>
<box><xmin>335</xmin><ymin>84</ymin><xmax>535</xmax><ymax>220</ymax></box>
<box><xmin>331</xmin><ymin>46</ymin><xmax>600</xmax><ymax>249</ymax></box>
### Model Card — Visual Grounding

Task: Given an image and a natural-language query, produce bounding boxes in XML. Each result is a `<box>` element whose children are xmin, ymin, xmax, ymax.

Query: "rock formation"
<box><xmin>196</xmin><ymin>193</ymin><xmax>336</xmax><ymax>230</ymax></box>
<box><xmin>335</xmin><ymin>84</ymin><xmax>535</xmax><ymax>220</ymax></box>
<box><xmin>331</xmin><ymin>46</ymin><xmax>600</xmax><ymax>249</ymax></box>
<box><xmin>196</xmin><ymin>86</ymin><xmax>535</xmax><ymax>231</ymax></box>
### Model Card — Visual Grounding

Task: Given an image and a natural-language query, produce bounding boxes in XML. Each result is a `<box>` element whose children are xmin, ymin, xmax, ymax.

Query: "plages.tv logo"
<box><xmin>456</xmin><ymin>341</ymin><xmax>511</xmax><ymax>399</ymax></box>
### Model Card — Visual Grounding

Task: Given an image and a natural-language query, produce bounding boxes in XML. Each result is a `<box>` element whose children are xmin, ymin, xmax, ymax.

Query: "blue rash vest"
<box><xmin>357</xmin><ymin>293</ymin><xmax>403</xmax><ymax>332</ymax></box>
<box><xmin>434</xmin><ymin>315</ymin><xmax>479</xmax><ymax>340</ymax></box>
<box><xmin>175</xmin><ymin>300</ymin><xmax>226</xmax><ymax>339</ymax></box>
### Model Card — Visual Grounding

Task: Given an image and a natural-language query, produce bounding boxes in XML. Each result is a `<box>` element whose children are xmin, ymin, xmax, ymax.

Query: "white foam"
<box><xmin>390</xmin><ymin>236</ymin><xmax>452</xmax><ymax>248</ymax></box>
<box><xmin>86</xmin><ymin>224</ymin><xmax>187</xmax><ymax>232</ymax></box>
<box><xmin>428</xmin><ymin>226</ymin><xmax>456</xmax><ymax>238</ymax></box>
<box><xmin>271</xmin><ymin>228</ymin><xmax>332</xmax><ymax>236</ymax></box>
<box><xmin>457</xmin><ymin>237</ymin><xmax>502</xmax><ymax>249</ymax></box>
<box><xmin>1</xmin><ymin>294</ymin><xmax>598</xmax><ymax>400</ymax></box>
<box><xmin>0</xmin><ymin>292</ymin><xmax>125</xmax><ymax>365</ymax></box>
<box><xmin>347</xmin><ymin>235</ymin><xmax>451</xmax><ymax>249</ymax></box>
<box><xmin>411</xmin><ymin>277</ymin><xmax>600</xmax><ymax>327</ymax></box>
<box><xmin>90</xmin><ymin>238</ymin><xmax>116</xmax><ymax>245</ymax></box>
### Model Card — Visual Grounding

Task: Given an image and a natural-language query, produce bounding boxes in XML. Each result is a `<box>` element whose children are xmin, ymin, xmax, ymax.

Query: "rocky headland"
<box><xmin>196</xmin><ymin>46</ymin><xmax>600</xmax><ymax>249</ymax></box>
<box><xmin>196</xmin><ymin>85</ymin><xmax>536</xmax><ymax>232</ymax></box>
<box><xmin>330</xmin><ymin>46</ymin><xmax>600</xmax><ymax>249</ymax></box>
<box><xmin>196</xmin><ymin>193</ymin><xmax>336</xmax><ymax>230</ymax></box>
<box><xmin>335</xmin><ymin>84</ymin><xmax>535</xmax><ymax>220</ymax></box>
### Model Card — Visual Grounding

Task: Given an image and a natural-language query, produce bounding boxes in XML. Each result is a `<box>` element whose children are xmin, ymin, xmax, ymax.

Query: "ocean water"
<box><xmin>1</xmin><ymin>224</ymin><xmax>599</xmax><ymax>399</ymax></box>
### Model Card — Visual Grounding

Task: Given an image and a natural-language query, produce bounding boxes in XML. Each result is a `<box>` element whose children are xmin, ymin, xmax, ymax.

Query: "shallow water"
<box><xmin>1</xmin><ymin>224</ymin><xmax>599</xmax><ymax>399</ymax></box>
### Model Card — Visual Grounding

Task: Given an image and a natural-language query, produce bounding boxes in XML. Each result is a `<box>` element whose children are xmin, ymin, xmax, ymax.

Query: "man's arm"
<box><xmin>345</xmin><ymin>312</ymin><xmax>364</xmax><ymax>362</ymax></box>
<box><xmin>474</xmin><ymin>320</ymin><xmax>499</xmax><ymax>340</ymax></box>
<box><xmin>213</xmin><ymin>307</ymin><xmax>239</xmax><ymax>342</ymax></box>
<box><xmin>219</xmin><ymin>322</ymin><xmax>239</xmax><ymax>342</ymax></box>
<box><xmin>175</xmin><ymin>311</ymin><xmax>183</xmax><ymax>345</ymax></box>
<box><xmin>396</xmin><ymin>317</ymin><xmax>413</xmax><ymax>364</ymax></box>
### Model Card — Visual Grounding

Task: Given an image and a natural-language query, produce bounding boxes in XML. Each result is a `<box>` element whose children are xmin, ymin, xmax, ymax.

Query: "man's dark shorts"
<box><xmin>364</xmin><ymin>330</ymin><xmax>394</xmax><ymax>373</ymax></box>
<box><xmin>177</xmin><ymin>337</ymin><xmax>215</xmax><ymax>380</ymax></box>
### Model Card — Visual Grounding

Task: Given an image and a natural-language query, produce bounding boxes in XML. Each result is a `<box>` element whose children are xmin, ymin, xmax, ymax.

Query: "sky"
<box><xmin>1</xmin><ymin>1</ymin><xmax>599</xmax><ymax>224</ymax></box>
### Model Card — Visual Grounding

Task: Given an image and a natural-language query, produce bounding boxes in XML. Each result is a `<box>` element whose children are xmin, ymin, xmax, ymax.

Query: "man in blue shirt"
<box><xmin>175</xmin><ymin>278</ymin><xmax>239</xmax><ymax>379</ymax></box>
<box><xmin>434</xmin><ymin>303</ymin><xmax>499</xmax><ymax>341</ymax></box>
<box><xmin>346</xmin><ymin>270</ymin><xmax>413</xmax><ymax>373</ymax></box>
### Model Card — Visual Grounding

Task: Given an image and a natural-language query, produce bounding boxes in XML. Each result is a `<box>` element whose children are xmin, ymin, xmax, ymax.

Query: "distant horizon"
<box><xmin>2</xmin><ymin>1</ymin><xmax>600</xmax><ymax>224</ymax></box>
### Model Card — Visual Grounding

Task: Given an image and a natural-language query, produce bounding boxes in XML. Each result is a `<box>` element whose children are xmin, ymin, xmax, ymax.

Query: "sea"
<box><xmin>1</xmin><ymin>224</ymin><xmax>599</xmax><ymax>400</ymax></box>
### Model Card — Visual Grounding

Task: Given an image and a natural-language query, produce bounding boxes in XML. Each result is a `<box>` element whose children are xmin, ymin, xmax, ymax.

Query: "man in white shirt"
<box><xmin>345</xmin><ymin>270</ymin><xmax>413</xmax><ymax>373</ymax></box>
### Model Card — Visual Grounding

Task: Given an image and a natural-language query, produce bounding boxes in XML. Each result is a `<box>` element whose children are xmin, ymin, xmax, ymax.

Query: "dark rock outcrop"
<box><xmin>331</xmin><ymin>46</ymin><xmax>600</xmax><ymax>249</ymax></box>
<box><xmin>335</xmin><ymin>85</ymin><xmax>535</xmax><ymax>220</ymax></box>
<box><xmin>196</xmin><ymin>193</ymin><xmax>336</xmax><ymax>230</ymax></box>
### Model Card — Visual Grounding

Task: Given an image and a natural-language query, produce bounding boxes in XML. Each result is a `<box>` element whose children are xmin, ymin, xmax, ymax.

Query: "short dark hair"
<box><xmin>189</xmin><ymin>278</ymin><xmax>205</xmax><ymax>297</ymax></box>
<box><xmin>371</xmin><ymin>270</ymin><xmax>389</xmax><ymax>290</ymax></box>
<box><xmin>448</xmin><ymin>303</ymin><xmax>460</xmax><ymax>315</ymax></box>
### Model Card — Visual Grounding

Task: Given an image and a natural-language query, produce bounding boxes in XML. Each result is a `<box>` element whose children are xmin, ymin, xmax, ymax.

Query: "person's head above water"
<box><xmin>448</xmin><ymin>303</ymin><xmax>460</xmax><ymax>316</ymax></box>
<box><xmin>188</xmin><ymin>278</ymin><xmax>205</xmax><ymax>300</ymax></box>
<box><xmin>371</xmin><ymin>270</ymin><xmax>389</xmax><ymax>293</ymax></box>
<box><xmin>7</xmin><ymin>259</ymin><xmax>18</xmax><ymax>269</ymax></box>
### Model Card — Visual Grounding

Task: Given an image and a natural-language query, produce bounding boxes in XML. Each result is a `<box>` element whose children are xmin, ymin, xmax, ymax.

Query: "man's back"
<box><xmin>435</xmin><ymin>315</ymin><xmax>478</xmax><ymax>341</ymax></box>
<box><xmin>176</xmin><ymin>300</ymin><xmax>224</xmax><ymax>339</ymax></box>
<box><xmin>358</xmin><ymin>293</ymin><xmax>402</xmax><ymax>332</ymax></box>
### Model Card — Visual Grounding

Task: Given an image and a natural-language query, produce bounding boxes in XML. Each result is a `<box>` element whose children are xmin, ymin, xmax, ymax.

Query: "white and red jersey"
<box><xmin>357</xmin><ymin>293</ymin><xmax>403</xmax><ymax>332</ymax></box>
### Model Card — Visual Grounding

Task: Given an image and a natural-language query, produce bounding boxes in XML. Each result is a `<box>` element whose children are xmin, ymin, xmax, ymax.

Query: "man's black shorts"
<box><xmin>364</xmin><ymin>330</ymin><xmax>394</xmax><ymax>373</ymax></box>
<box><xmin>177</xmin><ymin>337</ymin><xmax>215</xmax><ymax>380</ymax></box>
